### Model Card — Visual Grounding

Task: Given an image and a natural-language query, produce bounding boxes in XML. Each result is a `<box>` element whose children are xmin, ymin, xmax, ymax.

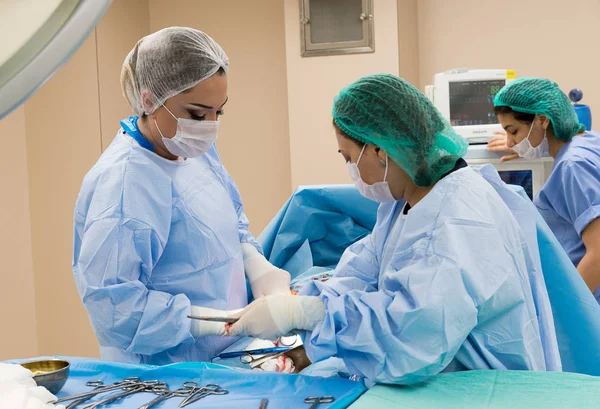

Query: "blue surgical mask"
<box><xmin>347</xmin><ymin>145</ymin><xmax>396</xmax><ymax>203</ymax></box>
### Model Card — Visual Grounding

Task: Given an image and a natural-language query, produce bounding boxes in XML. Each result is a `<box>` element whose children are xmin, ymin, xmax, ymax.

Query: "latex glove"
<box><xmin>189</xmin><ymin>306</ymin><xmax>242</xmax><ymax>337</ymax></box>
<box><xmin>227</xmin><ymin>294</ymin><xmax>325</xmax><ymax>340</ymax></box>
<box><xmin>242</xmin><ymin>243</ymin><xmax>291</xmax><ymax>298</ymax></box>
<box><xmin>249</xmin><ymin>268</ymin><xmax>291</xmax><ymax>298</ymax></box>
<box><xmin>487</xmin><ymin>131</ymin><xmax>519</xmax><ymax>162</ymax></box>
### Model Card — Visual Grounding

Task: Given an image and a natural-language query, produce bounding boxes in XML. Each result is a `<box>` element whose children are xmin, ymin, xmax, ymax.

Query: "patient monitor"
<box><xmin>426</xmin><ymin>69</ymin><xmax>553</xmax><ymax>199</ymax></box>
<box><xmin>425</xmin><ymin>69</ymin><xmax>516</xmax><ymax>144</ymax></box>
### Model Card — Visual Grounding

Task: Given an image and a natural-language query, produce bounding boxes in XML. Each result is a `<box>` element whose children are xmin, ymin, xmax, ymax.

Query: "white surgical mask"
<box><xmin>512</xmin><ymin>118</ymin><xmax>549</xmax><ymax>160</ymax></box>
<box><xmin>155</xmin><ymin>105</ymin><xmax>219</xmax><ymax>158</ymax></box>
<box><xmin>347</xmin><ymin>145</ymin><xmax>396</xmax><ymax>203</ymax></box>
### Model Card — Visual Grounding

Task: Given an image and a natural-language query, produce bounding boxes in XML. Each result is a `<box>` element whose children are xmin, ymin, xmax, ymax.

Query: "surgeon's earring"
<box><xmin>375</xmin><ymin>147</ymin><xmax>387</xmax><ymax>167</ymax></box>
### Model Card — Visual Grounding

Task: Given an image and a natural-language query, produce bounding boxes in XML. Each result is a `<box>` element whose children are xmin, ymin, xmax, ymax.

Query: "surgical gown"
<box><xmin>534</xmin><ymin>131</ymin><xmax>600</xmax><ymax>301</ymax></box>
<box><xmin>301</xmin><ymin>166</ymin><xmax>560</xmax><ymax>385</ymax></box>
<box><xmin>73</xmin><ymin>118</ymin><xmax>260</xmax><ymax>364</ymax></box>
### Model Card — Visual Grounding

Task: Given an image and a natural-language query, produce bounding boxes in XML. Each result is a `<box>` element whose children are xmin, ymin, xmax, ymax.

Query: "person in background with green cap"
<box><xmin>490</xmin><ymin>77</ymin><xmax>600</xmax><ymax>302</ymax></box>
<box><xmin>223</xmin><ymin>74</ymin><xmax>561</xmax><ymax>385</ymax></box>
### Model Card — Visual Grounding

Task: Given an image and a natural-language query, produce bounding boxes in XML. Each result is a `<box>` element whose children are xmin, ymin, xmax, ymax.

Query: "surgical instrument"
<box><xmin>186</xmin><ymin>315</ymin><xmax>239</xmax><ymax>323</ymax></box>
<box><xmin>245</xmin><ymin>345</ymin><xmax>302</xmax><ymax>368</ymax></box>
<box><xmin>240</xmin><ymin>350</ymin><xmax>288</xmax><ymax>365</ymax></box>
<box><xmin>138</xmin><ymin>382</ymin><xmax>197</xmax><ymax>409</ymax></box>
<box><xmin>278</xmin><ymin>335</ymin><xmax>298</xmax><ymax>346</ymax></box>
<box><xmin>81</xmin><ymin>381</ymin><xmax>167</xmax><ymax>409</ymax></box>
<box><xmin>54</xmin><ymin>377</ymin><xmax>141</xmax><ymax>403</ymax></box>
<box><xmin>217</xmin><ymin>346</ymin><xmax>292</xmax><ymax>360</ymax></box>
<box><xmin>178</xmin><ymin>384</ymin><xmax>228</xmax><ymax>408</ymax></box>
<box><xmin>64</xmin><ymin>381</ymin><xmax>105</xmax><ymax>409</ymax></box>
<box><xmin>304</xmin><ymin>396</ymin><xmax>335</xmax><ymax>408</ymax></box>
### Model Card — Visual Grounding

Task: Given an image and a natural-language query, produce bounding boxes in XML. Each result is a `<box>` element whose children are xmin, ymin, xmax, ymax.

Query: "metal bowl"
<box><xmin>20</xmin><ymin>359</ymin><xmax>70</xmax><ymax>394</ymax></box>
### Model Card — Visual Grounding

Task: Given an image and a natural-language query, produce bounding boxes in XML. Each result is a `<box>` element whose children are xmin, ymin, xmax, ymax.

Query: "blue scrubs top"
<box><xmin>534</xmin><ymin>131</ymin><xmax>600</xmax><ymax>299</ymax></box>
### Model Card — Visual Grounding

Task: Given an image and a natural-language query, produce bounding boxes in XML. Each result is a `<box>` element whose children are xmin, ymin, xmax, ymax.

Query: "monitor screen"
<box><xmin>449</xmin><ymin>80</ymin><xmax>505</xmax><ymax>127</ymax></box>
<box><xmin>498</xmin><ymin>170</ymin><xmax>533</xmax><ymax>200</ymax></box>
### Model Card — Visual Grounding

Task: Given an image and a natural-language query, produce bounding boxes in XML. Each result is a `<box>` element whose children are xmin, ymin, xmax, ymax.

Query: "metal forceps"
<box><xmin>237</xmin><ymin>336</ymin><xmax>299</xmax><ymax>367</ymax></box>
<box><xmin>304</xmin><ymin>396</ymin><xmax>335</xmax><ymax>408</ymax></box>
<box><xmin>216</xmin><ymin>346</ymin><xmax>291</xmax><ymax>361</ymax></box>
<box><xmin>244</xmin><ymin>344</ymin><xmax>302</xmax><ymax>368</ymax></box>
<box><xmin>54</xmin><ymin>377</ymin><xmax>142</xmax><ymax>403</ymax></box>
<box><xmin>81</xmin><ymin>380</ymin><xmax>167</xmax><ymax>409</ymax></box>
<box><xmin>178</xmin><ymin>384</ymin><xmax>228</xmax><ymax>408</ymax></box>
<box><xmin>138</xmin><ymin>381</ymin><xmax>197</xmax><ymax>409</ymax></box>
<box><xmin>63</xmin><ymin>380</ymin><xmax>105</xmax><ymax>409</ymax></box>
<box><xmin>239</xmin><ymin>347</ymin><xmax>292</xmax><ymax>365</ymax></box>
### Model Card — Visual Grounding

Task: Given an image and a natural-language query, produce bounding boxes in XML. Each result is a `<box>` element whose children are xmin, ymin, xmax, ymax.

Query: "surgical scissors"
<box><xmin>304</xmin><ymin>396</ymin><xmax>335</xmax><ymax>408</ymax></box>
<box><xmin>223</xmin><ymin>336</ymin><xmax>299</xmax><ymax>366</ymax></box>
<box><xmin>64</xmin><ymin>381</ymin><xmax>105</xmax><ymax>409</ymax></box>
<box><xmin>238</xmin><ymin>347</ymin><xmax>292</xmax><ymax>364</ymax></box>
<box><xmin>53</xmin><ymin>377</ymin><xmax>142</xmax><ymax>403</ymax></box>
<box><xmin>244</xmin><ymin>345</ymin><xmax>303</xmax><ymax>368</ymax></box>
<box><xmin>178</xmin><ymin>384</ymin><xmax>228</xmax><ymax>408</ymax></box>
<box><xmin>81</xmin><ymin>381</ymin><xmax>167</xmax><ymax>409</ymax></box>
<box><xmin>216</xmin><ymin>346</ymin><xmax>291</xmax><ymax>360</ymax></box>
<box><xmin>138</xmin><ymin>381</ymin><xmax>197</xmax><ymax>409</ymax></box>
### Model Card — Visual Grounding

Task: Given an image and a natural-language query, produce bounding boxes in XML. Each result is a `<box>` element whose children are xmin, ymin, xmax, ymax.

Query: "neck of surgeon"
<box><xmin>137</xmin><ymin>116</ymin><xmax>180</xmax><ymax>161</ymax></box>
<box><xmin>386</xmin><ymin>159</ymin><xmax>435</xmax><ymax>208</ymax></box>
<box><xmin>401</xmin><ymin>182</ymin><xmax>435</xmax><ymax>208</ymax></box>
<box><xmin>547</xmin><ymin>129</ymin><xmax>568</xmax><ymax>158</ymax></box>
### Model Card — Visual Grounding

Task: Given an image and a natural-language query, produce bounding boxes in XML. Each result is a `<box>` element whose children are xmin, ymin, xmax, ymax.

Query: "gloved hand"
<box><xmin>249</xmin><ymin>268</ymin><xmax>291</xmax><ymax>298</ymax></box>
<box><xmin>189</xmin><ymin>306</ymin><xmax>242</xmax><ymax>338</ymax></box>
<box><xmin>242</xmin><ymin>243</ymin><xmax>291</xmax><ymax>298</ymax></box>
<box><xmin>227</xmin><ymin>294</ymin><xmax>325</xmax><ymax>340</ymax></box>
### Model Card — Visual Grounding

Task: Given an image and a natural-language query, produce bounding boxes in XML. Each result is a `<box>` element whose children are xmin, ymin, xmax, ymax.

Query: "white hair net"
<box><xmin>121</xmin><ymin>27</ymin><xmax>229</xmax><ymax>115</ymax></box>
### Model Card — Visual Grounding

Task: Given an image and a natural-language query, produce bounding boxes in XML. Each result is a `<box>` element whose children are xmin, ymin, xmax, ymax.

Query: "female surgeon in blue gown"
<box><xmin>489</xmin><ymin>77</ymin><xmax>600</xmax><ymax>303</ymax></box>
<box><xmin>224</xmin><ymin>74</ymin><xmax>561</xmax><ymax>385</ymax></box>
<box><xmin>72</xmin><ymin>27</ymin><xmax>290</xmax><ymax>364</ymax></box>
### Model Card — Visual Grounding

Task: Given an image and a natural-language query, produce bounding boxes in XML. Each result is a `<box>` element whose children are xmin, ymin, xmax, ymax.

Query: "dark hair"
<box><xmin>332</xmin><ymin>119</ymin><xmax>365</xmax><ymax>148</ymax></box>
<box><xmin>494</xmin><ymin>106</ymin><xmax>535</xmax><ymax>124</ymax></box>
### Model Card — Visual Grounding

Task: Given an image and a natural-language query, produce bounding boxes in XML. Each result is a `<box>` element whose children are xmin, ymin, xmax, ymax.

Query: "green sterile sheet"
<box><xmin>349</xmin><ymin>370</ymin><xmax>599</xmax><ymax>409</ymax></box>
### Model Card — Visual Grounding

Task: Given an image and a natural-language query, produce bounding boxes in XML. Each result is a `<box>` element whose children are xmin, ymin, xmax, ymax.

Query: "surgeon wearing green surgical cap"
<box><xmin>490</xmin><ymin>77</ymin><xmax>600</xmax><ymax>302</ymax></box>
<box><xmin>225</xmin><ymin>74</ymin><xmax>561</xmax><ymax>385</ymax></box>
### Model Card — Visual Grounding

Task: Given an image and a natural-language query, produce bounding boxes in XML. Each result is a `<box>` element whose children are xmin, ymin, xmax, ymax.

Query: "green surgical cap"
<box><xmin>332</xmin><ymin>73</ymin><xmax>468</xmax><ymax>186</ymax></box>
<box><xmin>494</xmin><ymin>77</ymin><xmax>585</xmax><ymax>141</ymax></box>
